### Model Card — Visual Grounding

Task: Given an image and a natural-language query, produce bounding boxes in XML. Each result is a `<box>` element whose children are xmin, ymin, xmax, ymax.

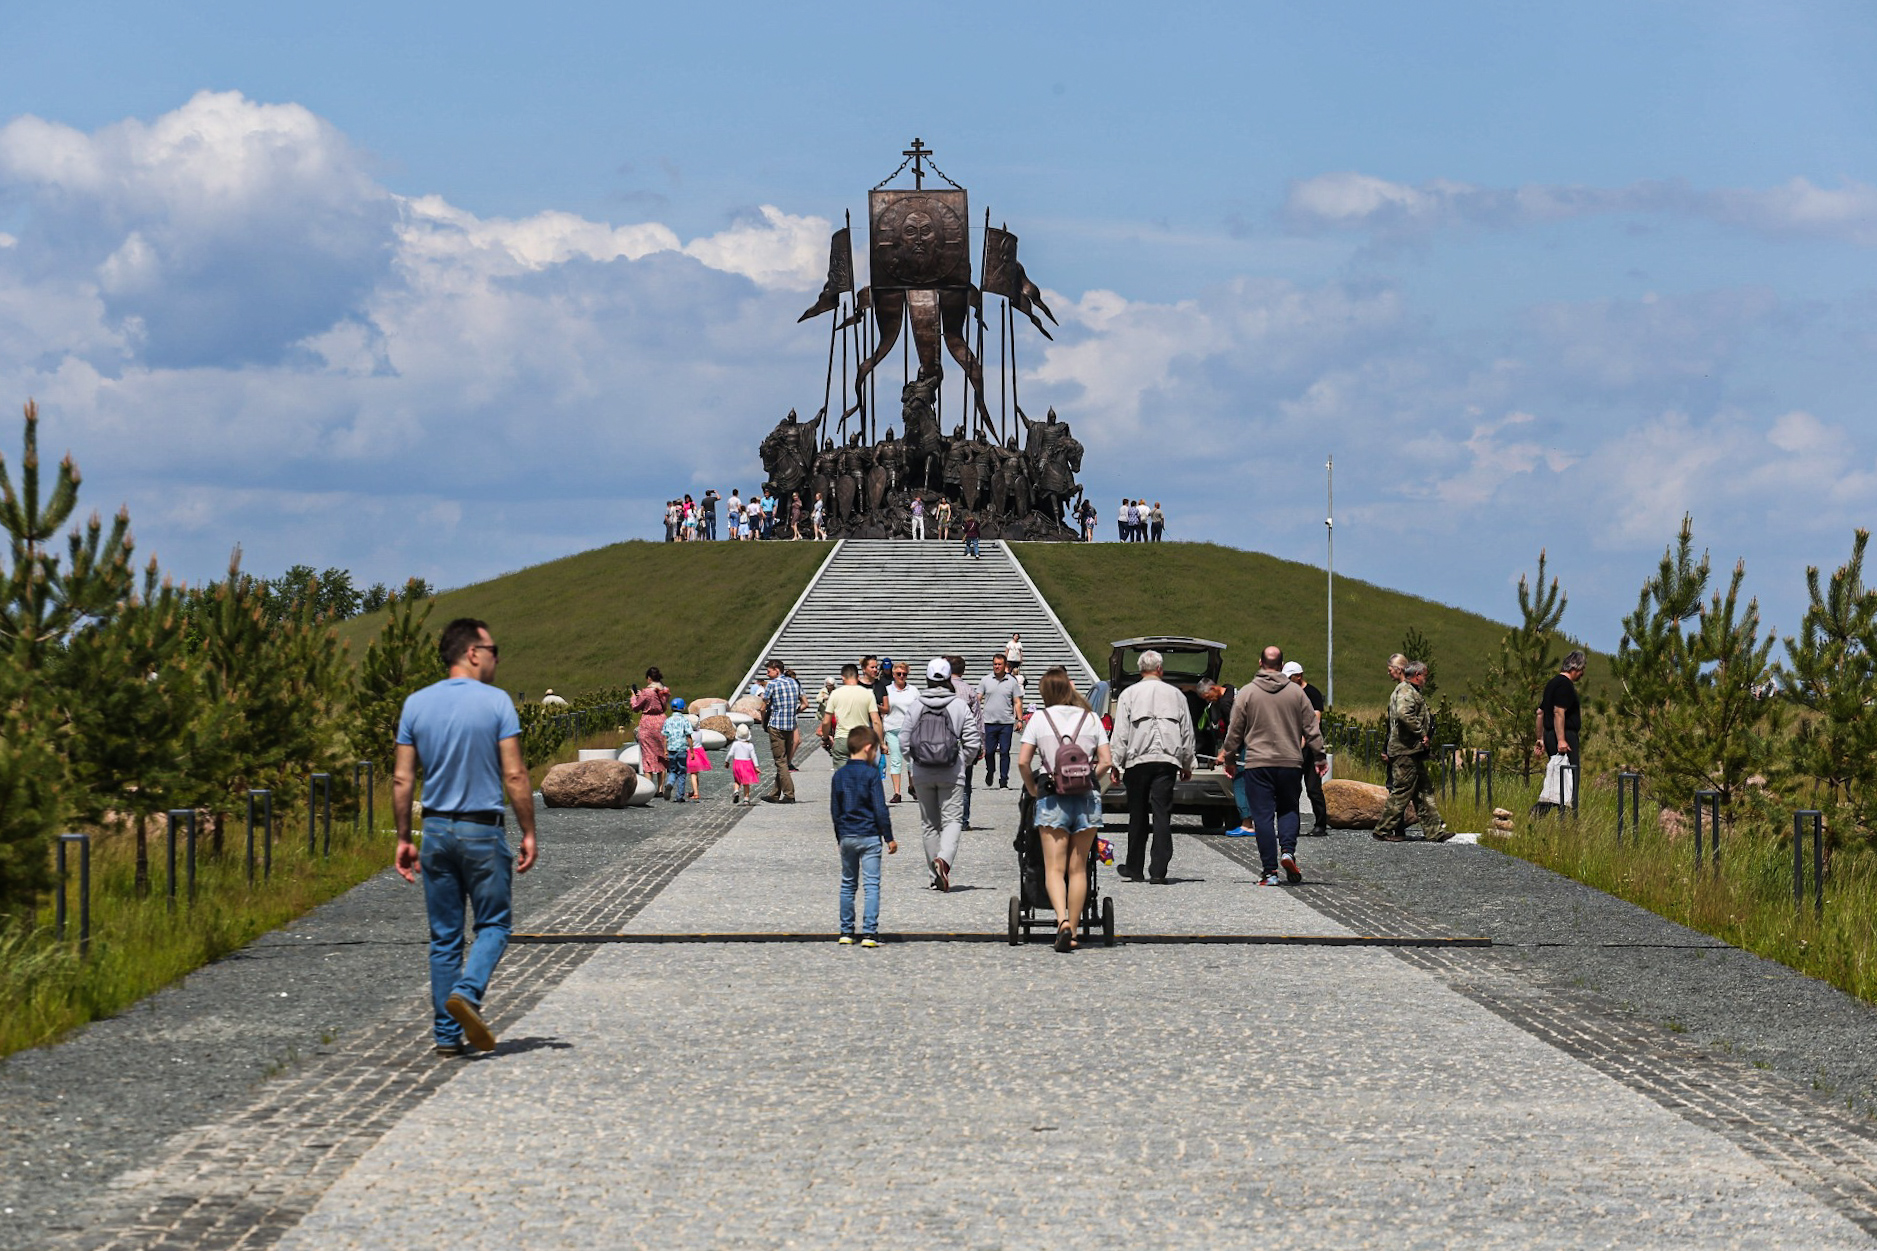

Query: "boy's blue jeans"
<box><xmin>667</xmin><ymin>758</ymin><xmax>688</xmax><ymax>797</ymax></box>
<box><xmin>966</xmin><ymin>537</ymin><xmax>980</xmax><ymax>557</ymax></box>
<box><xmin>1244</xmin><ymin>766</ymin><xmax>1304</xmax><ymax>874</ymax></box>
<box><xmin>839</xmin><ymin>836</ymin><xmax>883</xmax><ymax>935</ymax></box>
<box><xmin>420</xmin><ymin>818</ymin><xmax>514</xmax><ymax>1046</ymax></box>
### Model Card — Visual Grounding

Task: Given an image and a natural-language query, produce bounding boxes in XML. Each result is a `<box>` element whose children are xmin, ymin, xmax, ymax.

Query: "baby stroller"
<box><xmin>1007</xmin><ymin>790</ymin><xmax>1117</xmax><ymax>947</ymax></box>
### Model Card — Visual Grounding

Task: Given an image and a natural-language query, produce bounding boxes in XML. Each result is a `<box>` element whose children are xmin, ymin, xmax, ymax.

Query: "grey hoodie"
<box><xmin>906</xmin><ymin>687</ymin><xmax>984</xmax><ymax>788</ymax></box>
<box><xmin>1219</xmin><ymin>670</ymin><xmax>1325</xmax><ymax>769</ymax></box>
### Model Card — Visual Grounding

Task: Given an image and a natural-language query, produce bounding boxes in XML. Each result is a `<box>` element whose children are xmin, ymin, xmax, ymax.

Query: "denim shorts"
<box><xmin>1034</xmin><ymin>789</ymin><xmax>1103</xmax><ymax>833</ymax></box>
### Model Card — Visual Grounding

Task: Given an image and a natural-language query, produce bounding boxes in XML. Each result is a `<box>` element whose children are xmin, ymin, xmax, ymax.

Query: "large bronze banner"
<box><xmin>868</xmin><ymin>188</ymin><xmax>971</xmax><ymax>290</ymax></box>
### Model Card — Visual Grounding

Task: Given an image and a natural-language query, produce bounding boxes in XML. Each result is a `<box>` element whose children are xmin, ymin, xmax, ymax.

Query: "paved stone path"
<box><xmin>260</xmin><ymin>768</ymin><xmax>1871</xmax><ymax>1249</ymax></box>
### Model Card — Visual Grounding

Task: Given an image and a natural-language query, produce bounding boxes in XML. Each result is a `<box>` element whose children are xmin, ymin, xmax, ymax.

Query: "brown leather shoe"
<box><xmin>933</xmin><ymin>858</ymin><xmax>951</xmax><ymax>893</ymax></box>
<box><xmin>1372</xmin><ymin>830</ymin><xmax>1409</xmax><ymax>842</ymax></box>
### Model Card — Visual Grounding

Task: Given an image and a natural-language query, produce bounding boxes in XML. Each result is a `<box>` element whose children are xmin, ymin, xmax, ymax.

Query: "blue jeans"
<box><xmin>1232</xmin><ymin>753</ymin><xmax>1255</xmax><ymax>827</ymax></box>
<box><xmin>982</xmin><ymin>723</ymin><xmax>1014</xmax><ymax>785</ymax></box>
<box><xmin>420</xmin><ymin>818</ymin><xmax>515</xmax><ymax>1046</ymax></box>
<box><xmin>966</xmin><ymin>537</ymin><xmax>980</xmax><ymax>557</ymax></box>
<box><xmin>667</xmin><ymin>758</ymin><xmax>688</xmax><ymax>798</ymax></box>
<box><xmin>705</xmin><ymin>514</ymin><xmax>717</xmax><ymax>540</ymax></box>
<box><xmin>1244</xmin><ymin>766</ymin><xmax>1304</xmax><ymax>874</ymax></box>
<box><xmin>839</xmin><ymin>837</ymin><xmax>883</xmax><ymax>935</ymax></box>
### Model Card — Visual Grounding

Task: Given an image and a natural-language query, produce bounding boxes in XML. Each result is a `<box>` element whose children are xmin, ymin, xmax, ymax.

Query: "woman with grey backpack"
<box><xmin>904</xmin><ymin>658</ymin><xmax>983</xmax><ymax>892</ymax></box>
<box><xmin>1018</xmin><ymin>666</ymin><xmax>1115</xmax><ymax>951</ymax></box>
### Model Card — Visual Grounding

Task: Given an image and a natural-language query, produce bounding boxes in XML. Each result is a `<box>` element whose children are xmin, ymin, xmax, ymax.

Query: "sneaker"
<box><xmin>434</xmin><ymin>1042</ymin><xmax>468</xmax><ymax>1058</ymax></box>
<box><xmin>445</xmin><ymin>993</ymin><xmax>497</xmax><ymax>1052</ymax></box>
<box><xmin>1280</xmin><ymin>852</ymin><xmax>1303</xmax><ymax>884</ymax></box>
<box><xmin>1224</xmin><ymin>825</ymin><xmax>1255</xmax><ymax>838</ymax></box>
<box><xmin>933</xmin><ymin>858</ymin><xmax>951</xmax><ymax>893</ymax></box>
<box><xmin>1255</xmin><ymin>871</ymin><xmax>1283</xmax><ymax>886</ymax></box>
<box><xmin>1373</xmin><ymin>830</ymin><xmax>1409</xmax><ymax>842</ymax></box>
<box><xmin>837</xmin><ymin>934</ymin><xmax>855</xmax><ymax>946</ymax></box>
<box><xmin>860</xmin><ymin>936</ymin><xmax>880</xmax><ymax>948</ymax></box>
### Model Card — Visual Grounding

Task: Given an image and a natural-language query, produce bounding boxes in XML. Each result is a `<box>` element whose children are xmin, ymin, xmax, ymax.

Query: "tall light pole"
<box><xmin>1326</xmin><ymin>455</ymin><xmax>1335</xmax><ymax>709</ymax></box>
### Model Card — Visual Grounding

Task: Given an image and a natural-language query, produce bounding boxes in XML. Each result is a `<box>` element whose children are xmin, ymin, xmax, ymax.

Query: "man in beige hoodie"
<box><xmin>1220</xmin><ymin>646</ymin><xmax>1327</xmax><ymax>886</ymax></box>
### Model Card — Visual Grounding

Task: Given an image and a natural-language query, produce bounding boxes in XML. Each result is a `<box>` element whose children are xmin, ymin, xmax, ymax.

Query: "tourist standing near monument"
<box><xmin>963</xmin><ymin>513</ymin><xmax>982</xmax><ymax>558</ymax></box>
<box><xmin>1150</xmin><ymin>502</ymin><xmax>1165</xmax><ymax>541</ymax></box>
<box><xmin>812</xmin><ymin>492</ymin><xmax>827</xmax><ymax>540</ymax></box>
<box><xmin>830</xmin><ymin>725</ymin><xmax>897</xmax><ymax>946</ymax></box>
<box><xmin>702</xmin><ymin>489</ymin><xmax>720</xmax><ymax>541</ymax></box>
<box><xmin>906</xmin><ymin>658</ymin><xmax>982</xmax><ymax>892</ymax></box>
<box><xmin>820</xmin><ymin>664</ymin><xmax>882</xmax><ymax>770</ymax></box>
<box><xmin>789</xmin><ymin>492</ymin><xmax>804</xmax><ymax>539</ymax></box>
<box><xmin>727</xmin><ymin>490</ymin><xmax>743</xmax><ymax>540</ymax></box>
<box><xmin>1109</xmin><ymin>650</ymin><xmax>1196</xmax><ymax>883</ymax></box>
<box><xmin>1219</xmin><ymin>648</ymin><xmax>1327</xmax><ymax>886</ymax></box>
<box><xmin>760</xmin><ymin>658</ymin><xmax>801</xmax><ymax>804</ymax></box>
<box><xmin>631</xmin><ymin>670</ymin><xmax>670</xmax><ymax>798</ymax></box>
<box><xmin>745</xmin><ymin>494</ymin><xmax>762</xmax><ymax>540</ymax></box>
<box><xmin>977</xmin><ymin>654</ymin><xmax>1024</xmax><ymax>789</ymax></box>
<box><xmin>1115</xmin><ymin>498</ymin><xmax>1128</xmax><ymax>541</ymax></box>
<box><xmin>936</xmin><ymin>498</ymin><xmax>953</xmax><ymax>540</ymax></box>
<box><xmin>393</xmin><ymin>617</ymin><xmax>536</xmax><ymax>1057</ymax></box>
<box><xmin>1018</xmin><ymin>666</ymin><xmax>1113</xmax><ymax>952</ymax></box>
<box><xmin>1374</xmin><ymin>661</ymin><xmax>1448</xmax><ymax>842</ymax></box>
<box><xmin>1285</xmin><ymin>661</ymin><xmax>1331</xmax><ymax>837</ymax></box>
<box><xmin>910</xmin><ymin>494</ymin><xmax>925</xmax><ymax>540</ymax></box>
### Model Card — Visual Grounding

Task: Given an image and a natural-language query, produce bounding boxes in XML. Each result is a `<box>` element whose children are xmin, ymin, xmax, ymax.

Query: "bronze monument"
<box><xmin>762</xmin><ymin>139</ymin><xmax>1085</xmax><ymax>540</ymax></box>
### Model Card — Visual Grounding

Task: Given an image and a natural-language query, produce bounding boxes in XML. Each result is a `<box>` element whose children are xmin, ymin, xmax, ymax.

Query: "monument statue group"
<box><xmin>760</xmin><ymin>140</ymin><xmax>1086</xmax><ymax>540</ymax></box>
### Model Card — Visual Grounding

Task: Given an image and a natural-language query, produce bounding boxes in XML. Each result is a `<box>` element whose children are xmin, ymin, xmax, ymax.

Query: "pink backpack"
<box><xmin>1042</xmin><ymin>709</ymin><xmax>1095</xmax><ymax>795</ymax></box>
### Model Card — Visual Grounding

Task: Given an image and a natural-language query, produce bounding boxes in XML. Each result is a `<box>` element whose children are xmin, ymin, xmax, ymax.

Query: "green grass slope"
<box><xmin>338</xmin><ymin>541</ymin><xmax>832</xmax><ymax>702</ymax></box>
<box><xmin>1014</xmin><ymin>541</ymin><xmax>1559</xmax><ymax>707</ymax></box>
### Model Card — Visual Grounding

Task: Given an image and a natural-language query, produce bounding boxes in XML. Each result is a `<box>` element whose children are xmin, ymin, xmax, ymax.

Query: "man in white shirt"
<box><xmin>1109</xmin><ymin>650</ymin><xmax>1196</xmax><ymax>883</ymax></box>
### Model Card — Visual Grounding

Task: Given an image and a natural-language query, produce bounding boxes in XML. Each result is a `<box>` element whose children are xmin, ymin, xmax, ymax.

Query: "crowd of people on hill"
<box><xmin>664</xmin><ymin>486</ymin><xmax>1161</xmax><ymax>543</ymax></box>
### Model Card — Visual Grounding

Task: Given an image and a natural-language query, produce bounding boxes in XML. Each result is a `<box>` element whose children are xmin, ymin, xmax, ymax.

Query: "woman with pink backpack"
<box><xmin>1017</xmin><ymin>666</ymin><xmax>1114</xmax><ymax>952</ymax></box>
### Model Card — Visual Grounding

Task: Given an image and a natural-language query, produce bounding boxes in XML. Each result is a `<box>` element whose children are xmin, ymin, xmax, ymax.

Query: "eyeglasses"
<box><xmin>472</xmin><ymin>640</ymin><xmax>500</xmax><ymax>658</ymax></box>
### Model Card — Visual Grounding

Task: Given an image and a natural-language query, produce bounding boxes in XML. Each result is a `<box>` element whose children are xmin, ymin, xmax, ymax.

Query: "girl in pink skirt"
<box><xmin>727</xmin><ymin>725</ymin><xmax>761</xmax><ymax>804</ymax></box>
<box><xmin>685</xmin><ymin>731</ymin><xmax>712</xmax><ymax>799</ymax></box>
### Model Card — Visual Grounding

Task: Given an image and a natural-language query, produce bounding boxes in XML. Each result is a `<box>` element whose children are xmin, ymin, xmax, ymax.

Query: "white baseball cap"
<box><xmin>1281</xmin><ymin>662</ymin><xmax>1305</xmax><ymax>678</ymax></box>
<box><xmin>926</xmin><ymin>657</ymin><xmax>953</xmax><ymax>681</ymax></box>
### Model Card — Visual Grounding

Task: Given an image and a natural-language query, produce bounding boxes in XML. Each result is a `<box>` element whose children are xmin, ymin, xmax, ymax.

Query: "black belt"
<box><xmin>424</xmin><ymin>809</ymin><xmax>504</xmax><ymax>826</ymax></box>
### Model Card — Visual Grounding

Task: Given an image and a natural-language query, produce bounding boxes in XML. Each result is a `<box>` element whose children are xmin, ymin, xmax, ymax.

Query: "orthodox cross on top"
<box><xmin>903</xmin><ymin>137</ymin><xmax>932</xmax><ymax>189</ymax></box>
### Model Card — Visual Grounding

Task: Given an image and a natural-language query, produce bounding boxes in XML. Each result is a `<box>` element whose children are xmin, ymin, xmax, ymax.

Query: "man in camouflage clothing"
<box><xmin>1373</xmin><ymin>659</ymin><xmax>1448</xmax><ymax>842</ymax></box>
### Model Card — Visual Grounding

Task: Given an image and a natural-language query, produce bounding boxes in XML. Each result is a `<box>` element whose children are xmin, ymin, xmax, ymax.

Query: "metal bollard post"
<box><xmin>165</xmin><ymin>809</ymin><xmax>194</xmax><ymax>911</ymax></box>
<box><xmin>250</xmin><ymin>790</ymin><xmax>273</xmax><ymax>881</ymax></box>
<box><xmin>56</xmin><ymin>834</ymin><xmax>92</xmax><ymax>953</ymax></box>
<box><xmin>1693</xmin><ymin>790</ymin><xmax>1722</xmax><ymax>869</ymax></box>
<box><xmin>1615</xmin><ymin>772</ymin><xmax>1642</xmax><ymax>845</ymax></box>
<box><xmin>354</xmin><ymin>761</ymin><xmax>375</xmax><ymax>835</ymax></box>
<box><xmin>1474</xmin><ymin>749</ymin><xmax>1494</xmax><ymax>808</ymax></box>
<box><xmin>309</xmin><ymin>773</ymin><xmax>333</xmax><ymax>857</ymax></box>
<box><xmin>1438</xmin><ymin>744</ymin><xmax>1456</xmax><ymax>800</ymax></box>
<box><xmin>1793</xmin><ymin>810</ymin><xmax>1825</xmax><ymax>917</ymax></box>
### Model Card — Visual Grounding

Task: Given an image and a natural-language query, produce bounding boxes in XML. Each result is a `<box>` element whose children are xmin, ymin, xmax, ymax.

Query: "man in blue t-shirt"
<box><xmin>394</xmin><ymin>617</ymin><xmax>536</xmax><ymax>1057</ymax></box>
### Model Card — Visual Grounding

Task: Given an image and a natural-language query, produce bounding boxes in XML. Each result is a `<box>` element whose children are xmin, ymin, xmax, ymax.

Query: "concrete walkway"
<box><xmin>271</xmin><ymin>767</ymin><xmax>1869</xmax><ymax>1249</ymax></box>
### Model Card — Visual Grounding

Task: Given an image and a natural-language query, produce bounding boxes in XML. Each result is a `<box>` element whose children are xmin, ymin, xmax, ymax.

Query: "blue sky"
<box><xmin>1</xmin><ymin>1</ymin><xmax>1873</xmax><ymax>649</ymax></box>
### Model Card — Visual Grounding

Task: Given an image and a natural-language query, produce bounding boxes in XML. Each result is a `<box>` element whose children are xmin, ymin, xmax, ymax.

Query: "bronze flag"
<box><xmin>797</xmin><ymin>226</ymin><xmax>854</xmax><ymax>322</ymax></box>
<box><xmin>869</xmin><ymin>189</ymin><xmax>971</xmax><ymax>290</ymax></box>
<box><xmin>982</xmin><ymin>226</ymin><xmax>1057</xmax><ymax>339</ymax></box>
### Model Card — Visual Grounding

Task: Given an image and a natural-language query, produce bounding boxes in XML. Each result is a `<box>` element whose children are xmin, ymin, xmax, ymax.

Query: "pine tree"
<box><xmin>1469</xmin><ymin>550</ymin><xmax>1569</xmax><ymax>771</ymax></box>
<box><xmin>0</xmin><ymin>660</ymin><xmax>63</xmax><ymax>924</ymax></box>
<box><xmin>1610</xmin><ymin>515</ymin><xmax>1780</xmax><ymax>810</ymax></box>
<box><xmin>350</xmin><ymin>596</ymin><xmax>443</xmax><ymax>772</ymax></box>
<box><xmin>1778</xmin><ymin>529</ymin><xmax>1877</xmax><ymax>836</ymax></box>
<box><xmin>1399</xmin><ymin>626</ymin><xmax>1438</xmax><ymax>696</ymax></box>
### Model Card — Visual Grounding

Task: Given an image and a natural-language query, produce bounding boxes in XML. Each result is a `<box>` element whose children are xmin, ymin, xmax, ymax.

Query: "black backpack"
<box><xmin>907</xmin><ymin>699</ymin><xmax>961</xmax><ymax>767</ymax></box>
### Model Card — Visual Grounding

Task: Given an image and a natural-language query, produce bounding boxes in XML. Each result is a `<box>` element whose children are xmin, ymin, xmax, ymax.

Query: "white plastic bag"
<box><xmin>1538</xmin><ymin>753</ymin><xmax>1574</xmax><ymax>807</ymax></box>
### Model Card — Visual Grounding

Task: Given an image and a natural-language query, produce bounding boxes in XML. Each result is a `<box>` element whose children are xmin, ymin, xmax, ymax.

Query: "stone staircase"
<box><xmin>737</xmin><ymin>540</ymin><xmax>1098</xmax><ymax>695</ymax></box>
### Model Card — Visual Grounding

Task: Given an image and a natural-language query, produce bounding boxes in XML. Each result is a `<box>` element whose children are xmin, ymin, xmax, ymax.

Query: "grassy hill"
<box><xmin>338</xmin><ymin>541</ymin><xmax>832</xmax><ymax>702</ymax></box>
<box><xmin>1012</xmin><ymin>541</ymin><xmax>1578</xmax><ymax>708</ymax></box>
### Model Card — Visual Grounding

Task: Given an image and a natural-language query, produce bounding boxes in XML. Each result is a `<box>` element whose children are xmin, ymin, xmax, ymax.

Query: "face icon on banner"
<box><xmin>870</xmin><ymin>189</ymin><xmax>969</xmax><ymax>289</ymax></box>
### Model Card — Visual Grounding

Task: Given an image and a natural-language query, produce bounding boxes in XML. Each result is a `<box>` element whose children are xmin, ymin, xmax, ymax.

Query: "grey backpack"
<box><xmin>907</xmin><ymin>699</ymin><xmax>961</xmax><ymax>767</ymax></box>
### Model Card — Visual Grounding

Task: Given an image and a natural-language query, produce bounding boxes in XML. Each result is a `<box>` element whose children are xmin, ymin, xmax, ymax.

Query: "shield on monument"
<box><xmin>869</xmin><ymin>189</ymin><xmax>972</xmax><ymax>291</ymax></box>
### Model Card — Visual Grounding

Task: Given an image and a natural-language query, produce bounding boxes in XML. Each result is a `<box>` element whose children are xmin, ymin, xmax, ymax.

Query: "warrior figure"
<box><xmin>942</xmin><ymin>424</ymin><xmax>969</xmax><ymax>503</ymax></box>
<box><xmin>836</xmin><ymin>432</ymin><xmax>870</xmax><ymax>523</ymax></box>
<box><xmin>759</xmin><ymin>407</ymin><xmax>823</xmax><ymax>499</ymax></box>
<box><xmin>1021</xmin><ymin>407</ymin><xmax>1081</xmax><ymax>528</ymax></box>
<box><xmin>899</xmin><ymin>368</ymin><xmax>943</xmax><ymax>493</ymax></box>
<box><xmin>870</xmin><ymin>428</ymin><xmax>906</xmax><ymax>512</ymax></box>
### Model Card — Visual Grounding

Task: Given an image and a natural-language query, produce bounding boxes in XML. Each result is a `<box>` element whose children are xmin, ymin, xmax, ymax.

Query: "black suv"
<box><xmin>1091</xmin><ymin>635</ymin><xmax>1238</xmax><ymax>833</ymax></box>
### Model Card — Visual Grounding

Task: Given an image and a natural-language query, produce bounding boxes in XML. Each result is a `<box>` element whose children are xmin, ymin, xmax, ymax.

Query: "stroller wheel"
<box><xmin>1008</xmin><ymin>895</ymin><xmax>1023</xmax><ymax>946</ymax></box>
<box><xmin>1102</xmin><ymin>896</ymin><xmax>1116</xmax><ymax>947</ymax></box>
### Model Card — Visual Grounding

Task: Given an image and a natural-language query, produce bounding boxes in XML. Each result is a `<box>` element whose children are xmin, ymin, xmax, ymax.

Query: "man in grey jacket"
<box><xmin>1220</xmin><ymin>646</ymin><xmax>1328</xmax><ymax>886</ymax></box>
<box><xmin>906</xmin><ymin>657</ymin><xmax>983</xmax><ymax>892</ymax></box>
<box><xmin>1109</xmin><ymin>650</ymin><xmax>1197</xmax><ymax>883</ymax></box>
